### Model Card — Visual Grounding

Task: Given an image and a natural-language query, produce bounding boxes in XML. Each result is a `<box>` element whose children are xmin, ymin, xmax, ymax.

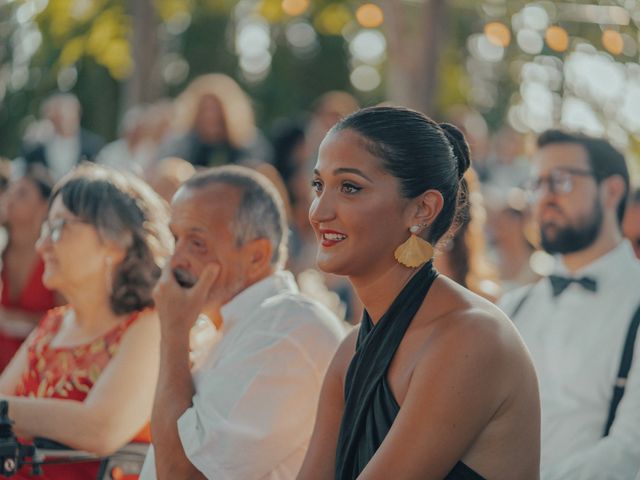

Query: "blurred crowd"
<box><xmin>1</xmin><ymin>74</ymin><xmax>639</xmax><ymax>339</ymax></box>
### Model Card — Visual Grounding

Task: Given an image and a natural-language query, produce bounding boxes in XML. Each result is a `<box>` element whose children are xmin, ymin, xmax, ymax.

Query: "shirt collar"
<box><xmin>554</xmin><ymin>240</ymin><xmax>637</xmax><ymax>280</ymax></box>
<box><xmin>219</xmin><ymin>270</ymin><xmax>299</xmax><ymax>333</ymax></box>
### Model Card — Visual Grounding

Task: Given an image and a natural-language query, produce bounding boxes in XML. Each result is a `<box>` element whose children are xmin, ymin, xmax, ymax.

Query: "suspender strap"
<box><xmin>603</xmin><ymin>304</ymin><xmax>640</xmax><ymax>437</ymax></box>
<box><xmin>509</xmin><ymin>283</ymin><xmax>537</xmax><ymax>319</ymax></box>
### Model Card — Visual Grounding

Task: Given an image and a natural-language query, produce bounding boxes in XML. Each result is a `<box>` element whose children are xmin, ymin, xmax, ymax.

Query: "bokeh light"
<box><xmin>350</xmin><ymin>64</ymin><xmax>381</xmax><ymax>91</ymax></box>
<box><xmin>282</xmin><ymin>0</ymin><xmax>309</xmax><ymax>17</ymax></box>
<box><xmin>314</xmin><ymin>3</ymin><xmax>351</xmax><ymax>35</ymax></box>
<box><xmin>468</xmin><ymin>33</ymin><xmax>505</xmax><ymax>62</ymax></box>
<box><xmin>484</xmin><ymin>22</ymin><xmax>511</xmax><ymax>47</ymax></box>
<box><xmin>602</xmin><ymin>29</ymin><xmax>624</xmax><ymax>55</ymax></box>
<box><xmin>521</xmin><ymin>4</ymin><xmax>549</xmax><ymax>31</ymax></box>
<box><xmin>285</xmin><ymin>20</ymin><xmax>318</xmax><ymax>56</ymax></box>
<box><xmin>545</xmin><ymin>26</ymin><xmax>569</xmax><ymax>52</ymax></box>
<box><xmin>517</xmin><ymin>28</ymin><xmax>544</xmax><ymax>54</ymax></box>
<box><xmin>350</xmin><ymin>29</ymin><xmax>386</xmax><ymax>64</ymax></box>
<box><xmin>356</xmin><ymin>3</ymin><xmax>384</xmax><ymax>29</ymax></box>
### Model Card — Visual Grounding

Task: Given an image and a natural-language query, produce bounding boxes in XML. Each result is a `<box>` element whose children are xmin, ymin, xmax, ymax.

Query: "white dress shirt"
<box><xmin>140</xmin><ymin>270</ymin><xmax>346</xmax><ymax>480</ymax></box>
<box><xmin>45</xmin><ymin>134</ymin><xmax>80</xmax><ymax>181</ymax></box>
<box><xmin>500</xmin><ymin>241</ymin><xmax>640</xmax><ymax>480</ymax></box>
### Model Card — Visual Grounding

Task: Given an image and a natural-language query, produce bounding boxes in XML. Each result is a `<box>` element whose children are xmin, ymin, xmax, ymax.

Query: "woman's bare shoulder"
<box><xmin>117</xmin><ymin>309</ymin><xmax>160</xmax><ymax>348</ymax></box>
<box><xmin>415</xmin><ymin>276</ymin><xmax>533</xmax><ymax>380</ymax></box>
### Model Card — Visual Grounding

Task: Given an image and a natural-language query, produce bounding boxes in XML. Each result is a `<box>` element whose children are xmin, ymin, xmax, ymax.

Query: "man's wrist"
<box><xmin>159</xmin><ymin>312</ymin><xmax>198</xmax><ymax>336</ymax></box>
<box><xmin>159</xmin><ymin>327</ymin><xmax>191</xmax><ymax>355</ymax></box>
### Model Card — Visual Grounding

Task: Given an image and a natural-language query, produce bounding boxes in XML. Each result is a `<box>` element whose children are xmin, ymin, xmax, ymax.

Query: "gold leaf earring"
<box><xmin>394</xmin><ymin>224</ymin><xmax>434</xmax><ymax>268</ymax></box>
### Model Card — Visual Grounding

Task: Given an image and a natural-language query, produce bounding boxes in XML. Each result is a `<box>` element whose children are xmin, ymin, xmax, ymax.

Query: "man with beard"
<box><xmin>139</xmin><ymin>165</ymin><xmax>345</xmax><ymax>479</ymax></box>
<box><xmin>500</xmin><ymin>130</ymin><xmax>640</xmax><ymax>480</ymax></box>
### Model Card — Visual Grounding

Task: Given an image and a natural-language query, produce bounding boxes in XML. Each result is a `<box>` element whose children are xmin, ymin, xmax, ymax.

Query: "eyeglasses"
<box><xmin>524</xmin><ymin>168</ymin><xmax>595</xmax><ymax>199</ymax></box>
<box><xmin>40</xmin><ymin>218</ymin><xmax>88</xmax><ymax>243</ymax></box>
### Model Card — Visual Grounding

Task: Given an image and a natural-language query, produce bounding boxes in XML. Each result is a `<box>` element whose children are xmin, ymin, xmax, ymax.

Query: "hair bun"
<box><xmin>439</xmin><ymin>122</ymin><xmax>471</xmax><ymax>180</ymax></box>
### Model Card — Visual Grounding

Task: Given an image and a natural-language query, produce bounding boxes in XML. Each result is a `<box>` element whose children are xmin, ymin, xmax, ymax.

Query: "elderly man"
<box><xmin>500</xmin><ymin>130</ymin><xmax>640</xmax><ymax>479</ymax></box>
<box><xmin>140</xmin><ymin>165</ymin><xmax>345</xmax><ymax>479</ymax></box>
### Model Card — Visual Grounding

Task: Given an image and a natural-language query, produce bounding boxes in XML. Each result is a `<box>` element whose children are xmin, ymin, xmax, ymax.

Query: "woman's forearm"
<box><xmin>1</xmin><ymin>395</ymin><xmax>119</xmax><ymax>456</ymax></box>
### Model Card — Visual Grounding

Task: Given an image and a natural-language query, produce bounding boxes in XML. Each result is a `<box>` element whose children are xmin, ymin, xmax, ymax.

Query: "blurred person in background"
<box><xmin>145</xmin><ymin>156</ymin><xmax>196</xmax><ymax>204</ymax></box>
<box><xmin>434</xmin><ymin>168</ymin><xmax>501</xmax><ymax>302</ymax></box>
<box><xmin>0</xmin><ymin>164</ymin><xmax>172</xmax><ymax>480</ymax></box>
<box><xmin>96</xmin><ymin>106</ymin><xmax>157</xmax><ymax>175</ymax></box>
<box><xmin>305</xmin><ymin>91</ymin><xmax>359</xmax><ymax>161</ymax></box>
<box><xmin>0</xmin><ymin>166</ymin><xmax>59</xmax><ymax>373</ymax></box>
<box><xmin>623</xmin><ymin>187</ymin><xmax>640</xmax><ymax>259</ymax></box>
<box><xmin>22</xmin><ymin>93</ymin><xmax>104</xmax><ymax>181</ymax></box>
<box><xmin>483</xmin><ymin>126</ymin><xmax>530</xmax><ymax>190</ymax></box>
<box><xmin>0</xmin><ymin>157</ymin><xmax>12</xmax><ymax>227</ymax></box>
<box><xmin>500</xmin><ymin>130</ymin><xmax>640</xmax><ymax>479</ymax></box>
<box><xmin>270</xmin><ymin>119</ymin><xmax>314</xmax><ymax>273</ymax></box>
<box><xmin>159</xmin><ymin>74</ymin><xmax>272</xmax><ymax>168</ymax></box>
<box><xmin>485</xmin><ymin>189</ymin><xmax>540</xmax><ymax>292</ymax></box>
<box><xmin>445</xmin><ymin>106</ymin><xmax>492</xmax><ymax>182</ymax></box>
<box><xmin>0</xmin><ymin>157</ymin><xmax>13</xmax><ymax>324</ymax></box>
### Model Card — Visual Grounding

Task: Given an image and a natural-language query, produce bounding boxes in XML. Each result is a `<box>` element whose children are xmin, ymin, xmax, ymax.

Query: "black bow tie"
<box><xmin>548</xmin><ymin>274</ymin><xmax>598</xmax><ymax>297</ymax></box>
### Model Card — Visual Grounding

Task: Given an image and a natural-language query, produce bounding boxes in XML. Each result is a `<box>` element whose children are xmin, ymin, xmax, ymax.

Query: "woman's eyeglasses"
<box><xmin>40</xmin><ymin>218</ymin><xmax>88</xmax><ymax>243</ymax></box>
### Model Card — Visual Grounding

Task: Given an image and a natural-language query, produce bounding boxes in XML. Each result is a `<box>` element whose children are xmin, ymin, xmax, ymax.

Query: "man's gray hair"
<box><xmin>184</xmin><ymin>165</ymin><xmax>289</xmax><ymax>268</ymax></box>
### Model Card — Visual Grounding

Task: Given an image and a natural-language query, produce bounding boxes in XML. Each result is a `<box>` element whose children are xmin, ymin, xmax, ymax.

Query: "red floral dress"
<box><xmin>12</xmin><ymin>306</ymin><xmax>150</xmax><ymax>479</ymax></box>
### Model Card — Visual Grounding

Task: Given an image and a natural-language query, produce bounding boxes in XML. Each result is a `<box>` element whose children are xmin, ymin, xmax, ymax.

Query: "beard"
<box><xmin>540</xmin><ymin>199</ymin><xmax>603</xmax><ymax>254</ymax></box>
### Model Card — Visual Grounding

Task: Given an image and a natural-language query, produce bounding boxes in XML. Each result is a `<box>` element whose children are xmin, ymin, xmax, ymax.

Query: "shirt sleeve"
<box><xmin>541</xmin><ymin>332</ymin><xmax>640</xmax><ymax>480</ymax></box>
<box><xmin>176</xmin><ymin>329</ymin><xmax>324</xmax><ymax>480</ymax></box>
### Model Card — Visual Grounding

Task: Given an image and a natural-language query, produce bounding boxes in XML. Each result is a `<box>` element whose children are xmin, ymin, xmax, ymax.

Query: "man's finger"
<box><xmin>192</xmin><ymin>263</ymin><xmax>220</xmax><ymax>300</ymax></box>
<box><xmin>158</xmin><ymin>261</ymin><xmax>174</xmax><ymax>284</ymax></box>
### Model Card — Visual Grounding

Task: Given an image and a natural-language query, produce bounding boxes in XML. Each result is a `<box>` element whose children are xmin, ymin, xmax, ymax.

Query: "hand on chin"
<box><xmin>153</xmin><ymin>263</ymin><xmax>220</xmax><ymax>334</ymax></box>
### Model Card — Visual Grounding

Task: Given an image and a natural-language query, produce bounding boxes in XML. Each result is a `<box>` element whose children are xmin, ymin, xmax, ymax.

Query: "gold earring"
<box><xmin>394</xmin><ymin>224</ymin><xmax>434</xmax><ymax>268</ymax></box>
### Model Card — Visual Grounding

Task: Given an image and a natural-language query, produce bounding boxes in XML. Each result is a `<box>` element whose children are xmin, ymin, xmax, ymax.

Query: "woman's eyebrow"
<box><xmin>313</xmin><ymin>167</ymin><xmax>373</xmax><ymax>183</ymax></box>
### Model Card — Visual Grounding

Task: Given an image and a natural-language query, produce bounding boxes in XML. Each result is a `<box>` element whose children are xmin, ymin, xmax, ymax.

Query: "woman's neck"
<box><xmin>349</xmin><ymin>263</ymin><xmax>417</xmax><ymax>324</ymax></box>
<box><xmin>64</xmin><ymin>284</ymin><xmax>122</xmax><ymax>332</ymax></box>
<box><xmin>7</xmin><ymin>224</ymin><xmax>41</xmax><ymax>252</ymax></box>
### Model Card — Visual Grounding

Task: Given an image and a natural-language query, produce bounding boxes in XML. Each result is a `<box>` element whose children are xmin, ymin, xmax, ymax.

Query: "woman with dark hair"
<box><xmin>0</xmin><ymin>167</ymin><xmax>59</xmax><ymax>372</ymax></box>
<box><xmin>299</xmin><ymin>106</ymin><xmax>540</xmax><ymax>479</ymax></box>
<box><xmin>0</xmin><ymin>164</ymin><xmax>172</xmax><ymax>479</ymax></box>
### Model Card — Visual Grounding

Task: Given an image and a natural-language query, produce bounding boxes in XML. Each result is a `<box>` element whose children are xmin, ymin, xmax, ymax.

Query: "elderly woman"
<box><xmin>0</xmin><ymin>164</ymin><xmax>172</xmax><ymax>479</ymax></box>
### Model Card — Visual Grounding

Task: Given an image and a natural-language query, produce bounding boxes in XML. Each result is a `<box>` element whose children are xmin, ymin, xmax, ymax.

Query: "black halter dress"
<box><xmin>334</xmin><ymin>262</ymin><xmax>486</xmax><ymax>480</ymax></box>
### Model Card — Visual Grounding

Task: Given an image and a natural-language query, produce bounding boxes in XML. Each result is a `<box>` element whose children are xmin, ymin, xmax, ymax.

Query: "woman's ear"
<box><xmin>410</xmin><ymin>189</ymin><xmax>444</xmax><ymax>228</ymax></box>
<box><xmin>105</xmin><ymin>241</ymin><xmax>127</xmax><ymax>265</ymax></box>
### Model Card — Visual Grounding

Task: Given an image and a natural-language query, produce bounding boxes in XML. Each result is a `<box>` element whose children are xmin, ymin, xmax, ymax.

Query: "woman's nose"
<box><xmin>309</xmin><ymin>191</ymin><xmax>336</xmax><ymax>225</ymax></box>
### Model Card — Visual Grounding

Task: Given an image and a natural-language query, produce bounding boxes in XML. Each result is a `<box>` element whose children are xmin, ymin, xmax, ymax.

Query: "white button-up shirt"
<box><xmin>140</xmin><ymin>271</ymin><xmax>346</xmax><ymax>480</ymax></box>
<box><xmin>500</xmin><ymin>241</ymin><xmax>640</xmax><ymax>480</ymax></box>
